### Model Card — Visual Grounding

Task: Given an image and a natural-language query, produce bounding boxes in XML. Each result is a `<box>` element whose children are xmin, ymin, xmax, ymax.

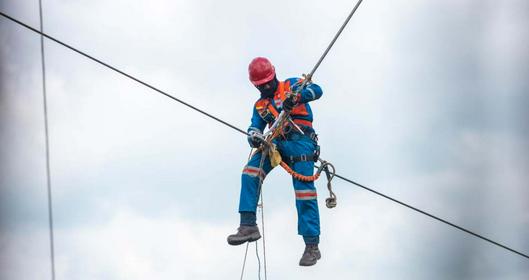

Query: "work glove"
<box><xmin>282</xmin><ymin>94</ymin><xmax>299</xmax><ymax>111</ymax></box>
<box><xmin>291</xmin><ymin>76</ymin><xmax>310</xmax><ymax>92</ymax></box>
<box><xmin>291</xmin><ymin>82</ymin><xmax>305</xmax><ymax>93</ymax></box>
<box><xmin>247</xmin><ymin>130</ymin><xmax>264</xmax><ymax>148</ymax></box>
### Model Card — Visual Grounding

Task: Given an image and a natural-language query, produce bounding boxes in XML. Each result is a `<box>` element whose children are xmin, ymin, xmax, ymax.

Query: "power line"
<box><xmin>1</xmin><ymin>11</ymin><xmax>528</xmax><ymax>261</ymax></box>
<box><xmin>333</xmin><ymin>174</ymin><xmax>529</xmax><ymax>259</ymax></box>
<box><xmin>0</xmin><ymin>11</ymin><xmax>248</xmax><ymax>136</ymax></box>
<box><xmin>37</xmin><ymin>1</ymin><xmax>56</xmax><ymax>279</ymax></box>
<box><xmin>308</xmin><ymin>0</ymin><xmax>364</xmax><ymax>79</ymax></box>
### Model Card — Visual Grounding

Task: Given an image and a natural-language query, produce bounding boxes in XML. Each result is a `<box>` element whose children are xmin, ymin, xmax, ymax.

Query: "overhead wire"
<box><xmin>307</xmin><ymin>0</ymin><xmax>363</xmax><ymax>79</ymax></box>
<box><xmin>37</xmin><ymin>1</ymin><xmax>56</xmax><ymax>279</ymax></box>
<box><xmin>1</xmin><ymin>10</ymin><xmax>528</xmax><ymax>261</ymax></box>
<box><xmin>0</xmin><ymin>12</ymin><xmax>248</xmax><ymax>136</ymax></box>
<box><xmin>334</xmin><ymin>174</ymin><xmax>529</xmax><ymax>259</ymax></box>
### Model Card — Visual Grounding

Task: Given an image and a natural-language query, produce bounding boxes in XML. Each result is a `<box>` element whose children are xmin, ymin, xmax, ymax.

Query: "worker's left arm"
<box><xmin>290</xmin><ymin>78</ymin><xmax>323</xmax><ymax>103</ymax></box>
<box><xmin>298</xmin><ymin>82</ymin><xmax>323</xmax><ymax>103</ymax></box>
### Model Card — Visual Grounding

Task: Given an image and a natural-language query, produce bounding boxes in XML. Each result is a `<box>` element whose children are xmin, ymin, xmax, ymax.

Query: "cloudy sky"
<box><xmin>1</xmin><ymin>0</ymin><xmax>529</xmax><ymax>279</ymax></box>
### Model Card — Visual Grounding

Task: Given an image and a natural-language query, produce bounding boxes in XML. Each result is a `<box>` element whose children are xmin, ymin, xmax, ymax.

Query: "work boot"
<box><xmin>299</xmin><ymin>244</ymin><xmax>321</xmax><ymax>266</ymax></box>
<box><xmin>227</xmin><ymin>225</ymin><xmax>261</xmax><ymax>245</ymax></box>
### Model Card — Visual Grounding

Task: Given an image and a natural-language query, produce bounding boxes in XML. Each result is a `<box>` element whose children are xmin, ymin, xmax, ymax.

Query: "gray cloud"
<box><xmin>2</xmin><ymin>0</ymin><xmax>529</xmax><ymax>279</ymax></box>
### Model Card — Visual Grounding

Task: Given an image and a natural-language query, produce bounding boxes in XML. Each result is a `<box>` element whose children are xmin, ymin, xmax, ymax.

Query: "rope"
<box><xmin>255</xmin><ymin>241</ymin><xmax>262</xmax><ymax>280</ymax></box>
<box><xmin>2</xmin><ymin>11</ymin><xmax>528</xmax><ymax>261</ymax></box>
<box><xmin>279</xmin><ymin>161</ymin><xmax>325</xmax><ymax>182</ymax></box>
<box><xmin>37</xmin><ymin>2</ymin><xmax>56</xmax><ymax>279</ymax></box>
<box><xmin>255</xmin><ymin>150</ymin><xmax>268</xmax><ymax>280</ymax></box>
<box><xmin>238</xmin><ymin>148</ymin><xmax>268</xmax><ymax>279</ymax></box>
<box><xmin>322</xmin><ymin>164</ymin><xmax>337</xmax><ymax>208</ymax></box>
<box><xmin>239</xmin><ymin>243</ymin><xmax>250</xmax><ymax>280</ymax></box>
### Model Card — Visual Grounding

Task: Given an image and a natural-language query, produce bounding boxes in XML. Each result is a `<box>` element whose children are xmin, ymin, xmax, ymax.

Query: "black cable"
<box><xmin>332</xmin><ymin>173</ymin><xmax>529</xmax><ymax>260</ymax></box>
<box><xmin>37</xmin><ymin>2</ymin><xmax>56</xmax><ymax>279</ymax></box>
<box><xmin>0</xmin><ymin>11</ymin><xmax>249</xmax><ymax>136</ymax></box>
<box><xmin>1</xmin><ymin>11</ymin><xmax>528</xmax><ymax>261</ymax></box>
<box><xmin>308</xmin><ymin>0</ymin><xmax>364</xmax><ymax>79</ymax></box>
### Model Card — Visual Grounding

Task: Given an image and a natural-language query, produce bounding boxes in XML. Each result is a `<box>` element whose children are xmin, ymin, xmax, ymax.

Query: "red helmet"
<box><xmin>248</xmin><ymin>57</ymin><xmax>276</xmax><ymax>86</ymax></box>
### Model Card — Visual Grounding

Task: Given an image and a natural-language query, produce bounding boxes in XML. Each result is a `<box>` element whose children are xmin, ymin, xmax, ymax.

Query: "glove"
<box><xmin>291</xmin><ymin>83</ymin><xmax>304</xmax><ymax>93</ymax></box>
<box><xmin>291</xmin><ymin>77</ymin><xmax>310</xmax><ymax>92</ymax></box>
<box><xmin>283</xmin><ymin>94</ymin><xmax>299</xmax><ymax>111</ymax></box>
<box><xmin>247</xmin><ymin>130</ymin><xmax>263</xmax><ymax>148</ymax></box>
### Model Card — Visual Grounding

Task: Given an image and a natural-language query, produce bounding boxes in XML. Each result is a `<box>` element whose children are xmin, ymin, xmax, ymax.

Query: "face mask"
<box><xmin>256</xmin><ymin>77</ymin><xmax>278</xmax><ymax>98</ymax></box>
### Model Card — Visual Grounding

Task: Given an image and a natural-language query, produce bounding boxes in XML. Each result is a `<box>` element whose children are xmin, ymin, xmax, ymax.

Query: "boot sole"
<box><xmin>227</xmin><ymin>232</ymin><xmax>261</xmax><ymax>246</ymax></box>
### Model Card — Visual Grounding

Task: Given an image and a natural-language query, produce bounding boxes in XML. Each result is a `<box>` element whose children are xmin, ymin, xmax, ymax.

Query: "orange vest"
<box><xmin>255</xmin><ymin>80</ymin><xmax>311</xmax><ymax>128</ymax></box>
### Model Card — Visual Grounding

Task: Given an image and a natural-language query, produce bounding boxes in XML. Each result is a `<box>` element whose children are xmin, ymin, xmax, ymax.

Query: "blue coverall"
<box><xmin>238</xmin><ymin>78</ymin><xmax>323</xmax><ymax>244</ymax></box>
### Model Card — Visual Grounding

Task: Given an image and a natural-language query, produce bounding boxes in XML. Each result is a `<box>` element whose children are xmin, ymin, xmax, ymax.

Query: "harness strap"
<box><xmin>267</xmin><ymin>102</ymin><xmax>279</xmax><ymax>118</ymax></box>
<box><xmin>284</xmin><ymin>154</ymin><xmax>318</xmax><ymax>165</ymax></box>
<box><xmin>280</xmin><ymin>125</ymin><xmax>318</xmax><ymax>143</ymax></box>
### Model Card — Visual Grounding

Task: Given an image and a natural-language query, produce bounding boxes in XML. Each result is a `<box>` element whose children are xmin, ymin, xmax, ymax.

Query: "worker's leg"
<box><xmin>278</xmin><ymin>138</ymin><xmax>320</xmax><ymax>242</ymax></box>
<box><xmin>238</xmin><ymin>151</ymin><xmax>273</xmax><ymax>224</ymax></box>
<box><xmin>281</xmin><ymin>136</ymin><xmax>321</xmax><ymax>266</ymax></box>
<box><xmin>278</xmin><ymin>136</ymin><xmax>321</xmax><ymax>265</ymax></box>
<box><xmin>292</xmin><ymin>162</ymin><xmax>320</xmax><ymax>243</ymax></box>
<box><xmin>228</xmin><ymin>151</ymin><xmax>273</xmax><ymax>246</ymax></box>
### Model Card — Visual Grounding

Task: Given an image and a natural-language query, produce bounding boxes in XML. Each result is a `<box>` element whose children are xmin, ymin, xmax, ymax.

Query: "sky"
<box><xmin>1</xmin><ymin>0</ymin><xmax>529</xmax><ymax>279</ymax></box>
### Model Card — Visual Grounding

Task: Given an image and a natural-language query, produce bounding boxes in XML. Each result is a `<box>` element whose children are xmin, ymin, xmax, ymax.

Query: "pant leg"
<box><xmin>238</xmin><ymin>151</ymin><xmax>274</xmax><ymax>213</ymax></box>
<box><xmin>293</xmin><ymin>161</ymin><xmax>320</xmax><ymax>239</ymax></box>
<box><xmin>278</xmin><ymin>137</ymin><xmax>321</xmax><ymax>240</ymax></box>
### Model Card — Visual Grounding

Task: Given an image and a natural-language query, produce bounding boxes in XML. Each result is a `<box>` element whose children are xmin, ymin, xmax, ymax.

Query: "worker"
<box><xmin>227</xmin><ymin>57</ymin><xmax>324</xmax><ymax>266</ymax></box>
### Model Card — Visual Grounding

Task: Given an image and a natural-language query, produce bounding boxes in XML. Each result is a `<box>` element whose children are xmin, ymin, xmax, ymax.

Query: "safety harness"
<box><xmin>254</xmin><ymin>80</ymin><xmax>337</xmax><ymax>209</ymax></box>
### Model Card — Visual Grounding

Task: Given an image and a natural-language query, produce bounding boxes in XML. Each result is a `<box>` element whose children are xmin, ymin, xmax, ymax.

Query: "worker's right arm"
<box><xmin>247</xmin><ymin>105</ymin><xmax>266</xmax><ymax>147</ymax></box>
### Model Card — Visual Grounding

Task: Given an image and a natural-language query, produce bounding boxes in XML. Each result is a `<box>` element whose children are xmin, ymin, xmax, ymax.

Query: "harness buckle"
<box><xmin>314</xmin><ymin>145</ymin><xmax>320</xmax><ymax>162</ymax></box>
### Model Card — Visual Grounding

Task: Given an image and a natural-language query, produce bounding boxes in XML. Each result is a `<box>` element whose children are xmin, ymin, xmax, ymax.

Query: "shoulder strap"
<box><xmin>255</xmin><ymin>98</ymin><xmax>279</xmax><ymax>124</ymax></box>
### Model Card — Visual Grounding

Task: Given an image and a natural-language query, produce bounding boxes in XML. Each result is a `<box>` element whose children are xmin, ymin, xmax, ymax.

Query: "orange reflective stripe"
<box><xmin>255</xmin><ymin>99</ymin><xmax>269</xmax><ymax>117</ymax></box>
<box><xmin>294</xmin><ymin>190</ymin><xmax>317</xmax><ymax>200</ymax></box>
<box><xmin>255</xmin><ymin>99</ymin><xmax>268</xmax><ymax>108</ymax></box>
<box><xmin>293</xmin><ymin>119</ymin><xmax>312</xmax><ymax>127</ymax></box>
<box><xmin>292</xmin><ymin>104</ymin><xmax>309</xmax><ymax>116</ymax></box>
